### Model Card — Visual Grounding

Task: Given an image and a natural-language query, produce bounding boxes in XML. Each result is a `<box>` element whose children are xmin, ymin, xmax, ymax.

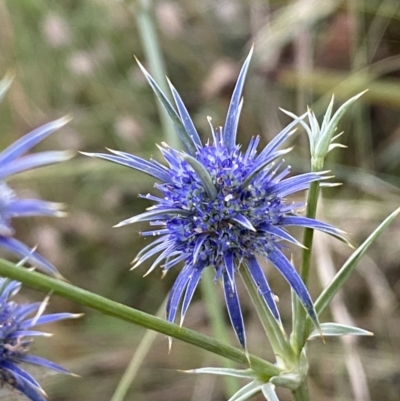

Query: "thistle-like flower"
<box><xmin>0</xmin><ymin>277</ymin><xmax>80</xmax><ymax>401</ymax></box>
<box><xmin>84</xmin><ymin>49</ymin><xmax>343</xmax><ymax>347</ymax></box>
<box><xmin>0</xmin><ymin>116</ymin><xmax>72</xmax><ymax>277</ymax></box>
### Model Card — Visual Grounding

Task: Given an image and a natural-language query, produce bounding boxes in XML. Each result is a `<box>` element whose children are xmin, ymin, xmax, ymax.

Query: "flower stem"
<box><xmin>240</xmin><ymin>265</ymin><xmax>296</xmax><ymax>367</ymax></box>
<box><xmin>110</xmin><ymin>296</ymin><xmax>168</xmax><ymax>401</ymax></box>
<box><xmin>292</xmin><ymin>380</ymin><xmax>310</xmax><ymax>401</ymax></box>
<box><xmin>0</xmin><ymin>258</ymin><xmax>281</xmax><ymax>378</ymax></box>
<box><xmin>133</xmin><ymin>0</ymin><xmax>179</xmax><ymax>149</ymax></box>
<box><xmin>291</xmin><ymin>158</ymin><xmax>323</xmax><ymax>355</ymax></box>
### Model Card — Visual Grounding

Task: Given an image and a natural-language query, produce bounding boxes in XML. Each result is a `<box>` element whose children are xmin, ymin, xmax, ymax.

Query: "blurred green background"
<box><xmin>1</xmin><ymin>0</ymin><xmax>400</xmax><ymax>400</ymax></box>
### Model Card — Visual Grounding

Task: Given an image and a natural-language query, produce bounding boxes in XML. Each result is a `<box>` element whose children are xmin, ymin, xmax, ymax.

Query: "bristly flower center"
<box><xmin>154</xmin><ymin>141</ymin><xmax>289</xmax><ymax>272</ymax></box>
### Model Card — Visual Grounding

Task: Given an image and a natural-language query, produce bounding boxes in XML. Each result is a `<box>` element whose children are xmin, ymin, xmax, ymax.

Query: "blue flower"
<box><xmin>0</xmin><ymin>277</ymin><xmax>80</xmax><ymax>401</ymax></box>
<box><xmin>84</xmin><ymin>49</ymin><xmax>343</xmax><ymax>347</ymax></box>
<box><xmin>0</xmin><ymin>117</ymin><xmax>72</xmax><ymax>277</ymax></box>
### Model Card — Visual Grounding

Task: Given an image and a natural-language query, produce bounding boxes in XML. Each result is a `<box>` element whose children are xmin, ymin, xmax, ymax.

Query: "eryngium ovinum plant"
<box><xmin>83</xmin><ymin>48</ymin><xmax>394</xmax><ymax>401</ymax></box>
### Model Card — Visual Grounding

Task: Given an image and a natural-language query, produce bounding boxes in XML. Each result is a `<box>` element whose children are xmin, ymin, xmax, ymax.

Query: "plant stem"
<box><xmin>0</xmin><ymin>259</ymin><xmax>281</xmax><ymax>378</ymax></box>
<box><xmin>292</xmin><ymin>380</ymin><xmax>310</xmax><ymax>401</ymax></box>
<box><xmin>134</xmin><ymin>0</ymin><xmax>179</xmax><ymax>149</ymax></box>
<box><xmin>110</xmin><ymin>296</ymin><xmax>168</xmax><ymax>401</ymax></box>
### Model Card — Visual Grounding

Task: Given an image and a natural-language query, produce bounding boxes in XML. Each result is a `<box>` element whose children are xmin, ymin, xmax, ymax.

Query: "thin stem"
<box><xmin>292</xmin><ymin>380</ymin><xmax>310</xmax><ymax>401</ymax></box>
<box><xmin>201</xmin><ymin>268</ymin><xmax>240</xmax><ymax>394</ymax></box>
<box><xmin>0</xmin><ymin>259</ymin><xmax>281</xmax><ymax>378</ymax></box>
<box><xmin>291</xmin><ymin>158</ymin><xmax>323</xmax><ymax>355</ymax></box>
<box><xmin>134</xmin><ymin>0</ymin><xmax>179</xmax><ymax>148</ymax></box>
<box><xmin>110</xmin><ymin>296</ymin><xmax>168</xmax><ymax>401</ymax></box>
<box><xmin>240</xmin><ymin>265</ymin><xmax>296</xmax><ymax>367</ymax></box>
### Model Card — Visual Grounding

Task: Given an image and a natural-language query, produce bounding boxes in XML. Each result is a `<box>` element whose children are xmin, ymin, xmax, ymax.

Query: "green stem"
<box><xmin>240</xmin><ymin>266</ymin><xmax>296</xmax><ymax>367</ymax></box>
<box><xmin>291</xmin><ymin>158</ymin><xmax>323</xmax><ymax>354</ymax></box>
<box><xmin>134</xmin><ymin>0</ymin><xmax>179</xmax><ymax>148</ymax></box>
<box><xmin>201</xmin><ymin>268</ymin><xmax>240</xmax><ymax>394</ymax></box>
<box><xmin>292</xmin><ymin>380</ymin><xmax>310</xmax><ymax>401</ymax></box>
<box><xmin>110</xmin><ymin>296</ymin><xmax>168</xmax><ymax>401</ymax></box>
<box><xmin>0</xmin><ymin>259</ymin><xmax>281</xmax><ymax>377</ymax></box>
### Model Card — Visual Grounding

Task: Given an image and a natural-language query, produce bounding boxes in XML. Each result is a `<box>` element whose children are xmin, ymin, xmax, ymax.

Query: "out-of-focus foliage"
<box><xmin>1</xmin><ymin>1</ymin><xmax>400</xmax><ymax>400</ymax></box>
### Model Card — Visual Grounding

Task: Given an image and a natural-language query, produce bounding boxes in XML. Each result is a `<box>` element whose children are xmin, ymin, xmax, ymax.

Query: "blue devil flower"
<box><xmin>84</xmin><ymin>49</ymin><xmax>343</xmax><ymax>347</ymax></box>
<box><xmin>0</xmin><ymin>116</ymin><xmax>72</xmax><ymax>277</ymax></box>
<box><xmin>0</xmin><ymin>277</ymin><xmax>80</xmax><ymax>401</ymax></box>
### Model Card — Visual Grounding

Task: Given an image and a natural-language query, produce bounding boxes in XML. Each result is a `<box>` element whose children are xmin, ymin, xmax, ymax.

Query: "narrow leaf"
<box><xmin>261</xmin><ymin>383</ymin><xmax>280</xmax><ymax>401</ymax></box>
<box><xmin>228</xmin><ymin>381</ymin><xmax>262</xmax><ymax>401</ymax></box>
<box><xmin>184</xmin><ymin>367</ymin><xmax>255</xmax><ymax>379</ymax></box>
<box><xmin>223</xmin><ymin>47</ymin><xmax>253</xmax><ymax>150</ymax></box>
<box><xmin>315</xmin><ymin>207</ymin><xmax>400</xmax><ymax>315</ymax></box>
<box><xmin>308</xmin><ymin>323</ymin><xmax>373</xmax><ymax>340</ymax></box>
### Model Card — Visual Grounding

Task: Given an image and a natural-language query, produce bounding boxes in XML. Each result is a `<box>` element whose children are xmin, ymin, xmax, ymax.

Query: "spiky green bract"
<box><xmin>0</xmin><ymin>112</ymin><xmax>72</xmax><ymax>277</ymax></box>
<box><xmin>85</xmin><ymin>49</ymin><xmax>344</xmax><ymax>348</ymax></box>
<box><xmin>281</xmin><ymin>91</ymin><xmax>366</xmax><ymax>168</ymax></box>
<box><xmin>0</xmin><ymin>277</ymin><xmax>79</xmax><ymax>401</ymax></box>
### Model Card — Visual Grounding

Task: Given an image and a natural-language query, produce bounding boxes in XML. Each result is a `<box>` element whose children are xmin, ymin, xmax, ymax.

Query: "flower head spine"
<box><xmin>84</xmin><ymin>49</ymin><xmax>345</xmax><ymax>348</ymax></box>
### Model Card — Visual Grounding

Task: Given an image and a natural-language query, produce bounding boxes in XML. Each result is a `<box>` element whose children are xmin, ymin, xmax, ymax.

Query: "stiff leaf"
<box><xmin>261</xmin><ymin>383</ymin><xmax>280</xmax><ymax>401</ymax></box>
<box><xmin>228</xmin><ymin>381</ymin><xmax>262</xmax><ymax>401</ymax></box>
<box><xmin>308</xmin><ymin>323</ymin><xmax>373</xmax><ymax>340</ymax></box>
<box><xmin>184</xmin><ymin>367</ymin><xmax>255</xmax><ymax>379</ymax></box>
<box><xmin>315</xmin><ymin>207</ymin><xmax>400</xmax><ymax>316</ymax></box>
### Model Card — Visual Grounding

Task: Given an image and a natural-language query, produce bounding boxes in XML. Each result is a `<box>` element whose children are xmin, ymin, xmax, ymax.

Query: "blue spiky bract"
<box><xmin>0</xmin><ymin>278</ymin><xmax>79</xmax><ymax>401</ymax></box>
<box><xmin>0</xmin><ymin>116</ymin><xmax>72</xmax><ymax>277</ymax></box>
<box><xmin>85</xmin><ymin>49</ymin><xmax>343</xmax><ymax>348</ymax></box>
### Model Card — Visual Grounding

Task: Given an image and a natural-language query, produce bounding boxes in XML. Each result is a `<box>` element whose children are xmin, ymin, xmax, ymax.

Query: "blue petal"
<box><xmin>21</xmin><ymin>313</ymin><xmax>79</xmax><ymax>329</ymax></box>
<box><xmin>267</xmin><ymin>249</ymin><xmax>319</xmax><ymax>329</ymax></box>
<box><xmin>223</xmin><ymin>47</ymin><xmax>253</xmax><ymax>150</ymax></box>
<box><xmin>13</xmin><ymin>375</ymin><xmax>47</xmax><ymax>401</ymax></box>
<box><xmin>273</xmin><ymin>173</ymin><xmax>323</xmax><ymax>197</ymax></box>
<box><xmin>279</xmin><ymin>216</ymin><xmax>344</xmax><ymax>238</ymax></box>
<box><xmin>0</xmin><ymin>236</ymin><xmax>61</xmax><ymax>277</ymax></box>
<box><xmin>257</xmin><ymin>223</ymin><xmax>303</xmax><ymax>247</ymax></box>
<box><xmin>13</xmin><ymin>302</ymin><xmax>41</xmax><ymax>321</ymax></box>
<box><xmin>181</xmin><ymin>265</ymin><xmax>204</xmax><ymax>321</ymax></box>
<box><xmin>223</xmin><ymin>272</ymin><xmax>246</xmax><ymax>348</ymax></box>
<box><xmin>243</xmin><ymin>136</ymin><xmax>260</xmax><ymax>163</ymax></box>
<box><xmin>136</xmin><ymin>58</ymin><xmax>198</xmax><ymax>156</ymax></box>
<box><xmin>230</xmin><ymin>214</ymin><xmax>256</xmax><ymax>231</ymax></box>
<box><xmin>7</xmin><ymin>199</ymin><xmax>64</xmax><ymax>218</ymax></box>
<box><xmin>192</xmin><ymin>234</ymin><xmax>207</xmax><ymax>264</ymax></box>
<box><xmin>255</xmin><ymin>112</ymin><xmax>306</xmax><ymax>164</ymax></box>
<box><xmin>0</xmin><ymin>151</ymin><xmax>72</xmax><ymax>180</ymax></box>
<box><xmin>166</xmin><ymin>266</ymin><xmax>192</xmax><ymax>323</ymax></box>
<box><xmin>0</xmin><ymin>117</ymin><xmax>70</xmax><ymax>166</ymax></box>
<box><xmin>168</xmin><ymin>79</ymin><xmax>202</xmax><ymax>148</ymax></box>
<box><xmin>245</xmin><ymin>256</ymin><xmax>281</xmax><ymax>322</ymax></box>
<box><xmin>115</xmin><ymin>208</ymin><xmax>191</xmax><ymax>227</ymax></box>
<box><xmin>81</xmin><ymin>151</ymin><xmax>171</xmax><ymax>182</ymax></box>
<box><xmin>0</xmin><ymin>279</ymin><xmax>21</xmax><ymax>300</ymax></box>
<box><xmin>9</xmin><ymin>330</ymin><xmax>51</xmax><ymax>338</ymax></box>
<box><xmin>223</xmin><ymin>251</ymin><xmax>236</xmax><ymax>290</ymax></box>
<box><xmin>20</xmin><ymin>355</ymin><xmax>70</xmax><ymax>374</ymax></box>
<box><xmin>1</xmin><ymin>360</ymin><xmax>41</xmax><ymax>389</ymax></box>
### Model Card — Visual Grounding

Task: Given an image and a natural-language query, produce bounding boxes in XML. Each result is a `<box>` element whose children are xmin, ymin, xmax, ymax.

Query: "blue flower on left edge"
<box><xmin>0</xmin><ymin>277</ymin><xmax>80</xmax><ymax>401</ymax></box>
<box><xmin>84</xmin><ymin>48</ymin><xmax>345</xmax><ymax>348</ymax></box>
<box><xmin>0</xmin><ymin>116</ymin><xmax>72</xmax><ymax>278</ymax></box>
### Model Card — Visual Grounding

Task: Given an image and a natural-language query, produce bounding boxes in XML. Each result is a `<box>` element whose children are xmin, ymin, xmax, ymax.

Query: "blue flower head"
<box><xmin>84</xmin><ymin>48</ymin><xmax>343</xmax><ymax>348</ymax></box>
<box><xmin>0</xmin><ymin>277</ymin><xmax>80</xmax><ymax>401</ymax></box>
<box><xmin>0</xmin><ymin>115</ymin><xmax>72</xmax><ymax>278</ymax></box>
